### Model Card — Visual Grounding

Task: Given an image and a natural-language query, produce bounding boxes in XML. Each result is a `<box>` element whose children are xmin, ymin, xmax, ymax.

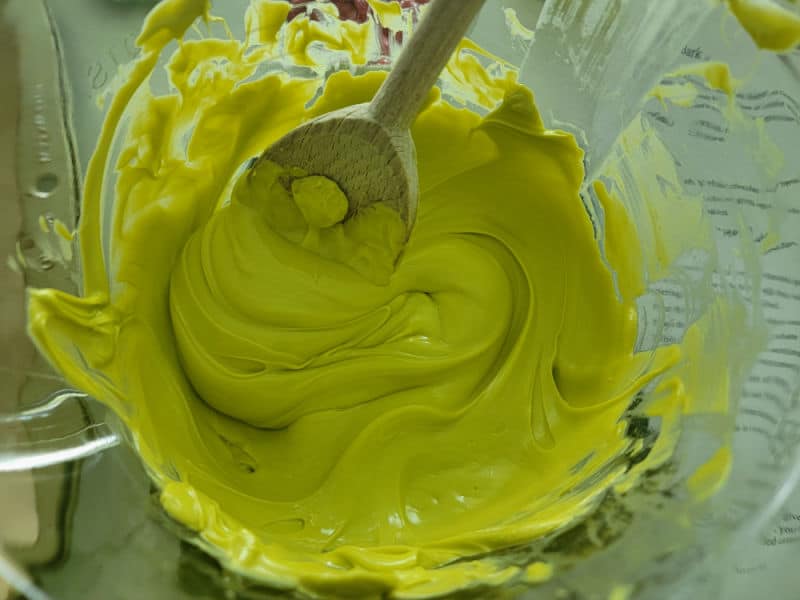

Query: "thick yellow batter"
<box><xmin>165</xmin><ymin>72</ymin><xmax>676</xmax><ymax>543</ymax></box>
<box><xmin>25</xmin><ymin>0</ymin><xmax>789</xmax><ymax>596</ymax></box>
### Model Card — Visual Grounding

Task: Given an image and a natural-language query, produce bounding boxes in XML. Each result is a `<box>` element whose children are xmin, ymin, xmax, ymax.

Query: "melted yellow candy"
<box><xmin>728</xmin><ymin>0</ymin><xmax>800</xmax><ymax>52</ymax></box>
<box><xmin>158</xmin><ymin>65</ymin><xmax>682</xmax><ymax>574</ymax></box>
<box><xmin>26</xmin><ymin>0</ymin><xmax>758</xmax><ymax>596</ymax></box>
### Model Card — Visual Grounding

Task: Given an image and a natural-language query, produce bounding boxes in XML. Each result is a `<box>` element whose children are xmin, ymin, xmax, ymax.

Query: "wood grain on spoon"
<box><xmin>258</xmin><ymin>0</ymin><xmax>486</xmax><ymax>234</ymax></box>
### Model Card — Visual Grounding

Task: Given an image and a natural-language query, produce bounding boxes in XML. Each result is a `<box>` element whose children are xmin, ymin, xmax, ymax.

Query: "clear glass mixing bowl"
<box><xmin>1</xmin><ymin>1</ymin><xmax>799</xmax><ymax>599</ymax></box>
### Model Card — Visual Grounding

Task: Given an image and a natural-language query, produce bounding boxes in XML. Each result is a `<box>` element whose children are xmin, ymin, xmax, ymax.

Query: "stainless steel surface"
<box><xmin>0</xmin><ymin>2</ymin><xmax>115</xmax><ymax>598</ymax></box>
<box><xmin>4</xmin><ymin>0</ymin><xmax>80</xmax><ymax>293</ymax></box>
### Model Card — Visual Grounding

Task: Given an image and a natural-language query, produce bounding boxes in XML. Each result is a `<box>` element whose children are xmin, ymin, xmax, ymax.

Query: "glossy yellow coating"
<box><xmin>163</xmin><ymin>65</ymin><xmax>677</xmax><ymax>556</ymax></box>
<box><xmin>728</xmin><ymin>0</ymin><xmax>800</xmax><ymax>52</ymax></box>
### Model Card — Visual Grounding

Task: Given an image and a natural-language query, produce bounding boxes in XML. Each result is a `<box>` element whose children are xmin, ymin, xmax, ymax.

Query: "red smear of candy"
<box><xmin>286</xmin><ymin>0</ymin><xmax>431</xmax><ymax>57</ymax></box>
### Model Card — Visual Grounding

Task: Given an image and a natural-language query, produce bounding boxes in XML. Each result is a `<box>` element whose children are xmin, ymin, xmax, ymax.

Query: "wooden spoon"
<box><xmin>257</xmin><ymin>0</ymin><xmax>486</xmax><ymax>233</ymax></box>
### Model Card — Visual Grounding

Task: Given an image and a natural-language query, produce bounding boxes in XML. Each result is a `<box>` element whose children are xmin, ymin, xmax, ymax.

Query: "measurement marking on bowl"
<box><xmin>33</xmin><ymin>172</ymin><xmax>59</xmax><ymax>198</ymax></box>
<box><xmin>31</xmin><ymin>82</ymin><xmax>52</xmax><ymax>165</ymax></box>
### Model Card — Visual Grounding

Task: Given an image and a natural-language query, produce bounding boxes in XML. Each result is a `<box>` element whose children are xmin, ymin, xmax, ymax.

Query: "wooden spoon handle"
<box><xmin>368</xmin><ymin>0</ymin><xmax>486</xmax><ymax>131</ymax></box>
